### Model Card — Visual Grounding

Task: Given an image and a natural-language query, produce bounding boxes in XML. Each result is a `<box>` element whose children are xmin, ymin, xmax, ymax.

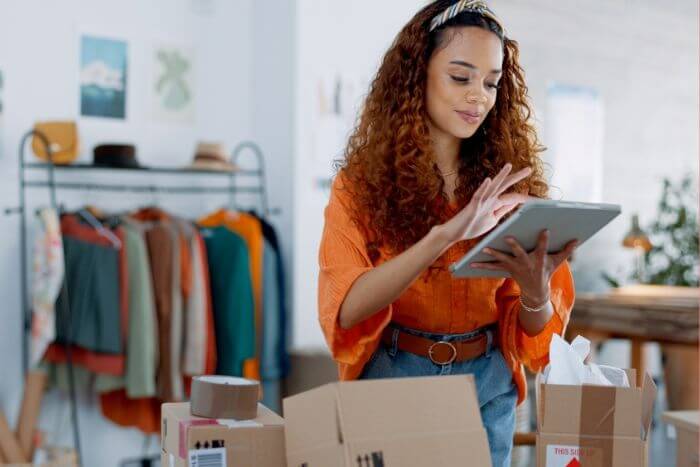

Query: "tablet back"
<box><xmin>450</xmin><ymin>200</ymin><xmax>621</xmax><ymax>278</ymax></box>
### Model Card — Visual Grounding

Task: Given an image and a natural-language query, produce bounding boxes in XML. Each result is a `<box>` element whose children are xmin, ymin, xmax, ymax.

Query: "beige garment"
<box><xmin>182</xmin><ymin>229</ymin><xmax>208</xmax><ymax>375</ymax></box>
<box><xmin>167</xmin><ymin>222</ymin><xmax>184</xmax><ymax>401</ymax></box>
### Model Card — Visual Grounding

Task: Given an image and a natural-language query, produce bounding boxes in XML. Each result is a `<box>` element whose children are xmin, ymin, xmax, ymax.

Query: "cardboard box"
<box><xmin>661</xmin><ymin>411</ymin><xmax>699</xmax><ymax>467</ymax></box>
<box><xmin>283</xmin><ymin>375</ymin><xmax>491</xmax><ymax>467</ymax></box>
<box><xmin>536</xmin><ymin>369</ymin><xmax>657</xmax><ymax>467</ymax></box>
<box><xmin>161</xmin><ymin>402</ymin><xmax>285</xmax><ymax>467</ymax></box>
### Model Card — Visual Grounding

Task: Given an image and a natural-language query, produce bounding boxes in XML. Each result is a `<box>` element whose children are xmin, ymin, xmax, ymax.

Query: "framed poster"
<box><xmin>80</xmin><ymin>35</ymin><xmax>128</xmax><ymax>119</ymax></box>
<box><xmin>152</xmin><ymin>44</ymin><xmax>195</xmax><ymax>123</ymax></box>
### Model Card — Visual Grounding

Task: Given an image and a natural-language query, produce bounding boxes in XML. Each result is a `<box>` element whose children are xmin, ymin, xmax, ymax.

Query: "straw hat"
<box><xmin>188</xmin><ymin>142</ymin><xmax>237</xmax><ymax>172</ymax></box>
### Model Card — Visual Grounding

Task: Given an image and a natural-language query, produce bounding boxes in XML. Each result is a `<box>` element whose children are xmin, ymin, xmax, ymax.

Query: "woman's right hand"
<box><xmin>439</xmin><ymin>163</ymin><xmax>534</xmax><ymax>246</ymax></box>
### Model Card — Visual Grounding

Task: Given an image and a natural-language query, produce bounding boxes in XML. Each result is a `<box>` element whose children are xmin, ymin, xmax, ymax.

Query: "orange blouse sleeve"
<box><xmin>318</xmin><ymin>176</ymin><xmax>393</xmax><ymax>367</ymax></box>
<box><xmin>496</xmin><ymin>260</ymin><xmax>575</xmax><ymax>373</ymax></box>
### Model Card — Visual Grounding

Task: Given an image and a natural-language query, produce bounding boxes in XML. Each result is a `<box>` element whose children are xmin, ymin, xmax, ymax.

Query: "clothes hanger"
<box><xmin>76</xmin><ymin>208</ymin><xmax>122</xmax><ymax>249</ymax></box>
<box><xmin>83</xmin><ymin>204</ymin><xmax>105</xmax><ymax>220</ymax></box>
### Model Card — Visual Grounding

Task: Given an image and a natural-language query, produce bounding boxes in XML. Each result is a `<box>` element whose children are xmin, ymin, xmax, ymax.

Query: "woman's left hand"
<box><xmin>470</xmin><ymin>230</ymin><xmax>579</xmax><ymax>304</ymax></box>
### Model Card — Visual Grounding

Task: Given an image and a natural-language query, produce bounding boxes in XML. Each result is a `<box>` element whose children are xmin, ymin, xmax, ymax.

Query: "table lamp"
<box><xmin>622</xmin><ymin>213</ymin><xmax>652</xmax><ymax>281</ymax></box>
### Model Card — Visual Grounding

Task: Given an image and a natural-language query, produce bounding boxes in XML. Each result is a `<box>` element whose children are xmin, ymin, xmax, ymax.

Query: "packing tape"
<box><xmin>579</xmin><ymin>384</ymin><xmax>616</xmax><ymax>467</ymax></box>
<box><xmin>190</xmin><ymin>376</ymin><xmax>260</xmax><ymax>420</ymax></box>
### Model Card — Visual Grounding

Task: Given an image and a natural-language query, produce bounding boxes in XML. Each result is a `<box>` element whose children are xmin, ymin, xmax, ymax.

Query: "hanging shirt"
<box><xmin>199</xmin><ymin>225</ymin><xmax>255</xmax><ymax>377</ymax></box>
<box><xmin>318</xmin><ymin>175</ymin><xmax>576</xmax><ymax>405</ymax></box>
<box><xmin>42</xmin><ymin>214</ymin><xmax>128</xmax><ymax>390</ymax></box>
<box><xmin>30</xmin><ymin>208</ymin><xmax>64</xmax><ymax>367</ymax></box>
<box><xmin>43</xmin><ymin>215</ymin><xmax>127</xmax><ymax>373</ymax></box>
<box><xmin>131</xmin><ymin>209</ymin><xmax>177</xmax><ymax>401</ymax></box>
<box><xmin>261</xmin><ymin>239</ymin><xmax>280</xmax><ymax>380</ymax></box>
<box><xmin>196</xmin><ymin>232</ymin><xmax>218</xmax><ymax>376</ymax></box>
<box><xmin>178</xmin><ymin>221</ymin><xmax>208</xmax><ymax>376</ymax></box>
<box><xmin>94</xmin><ymin>222</ymin><xmax>159</xmax><ymax>398</ymax></box>
<box><xmin>199</xmin><ymin>210</ymin><xmax>264</xmax><ymax>380</ymax></box>
<box><xmin>166</xmin><ymin>221</ymin><xmax>185</xmax><ymax>401</ymax></box>
<box><xmin>100</xmin><ymin>391</ymin><xmax>161</xmax><ymax>434</ymax></box>
<box><xmin>261</xmin><ymin>238</ymin><xmax>281</xmax><ymax>411</ymax></box>
<box><xmin>254</xmin><ymin>214</ymin><xmax>290</xmax><ymax>380</ymax></box>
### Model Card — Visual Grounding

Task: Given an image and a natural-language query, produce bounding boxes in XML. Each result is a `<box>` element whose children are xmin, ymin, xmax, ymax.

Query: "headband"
<box><xmin>428</xmin><ymin>0</ymin><xmax>506</xmax><ymax>35</ymax></box>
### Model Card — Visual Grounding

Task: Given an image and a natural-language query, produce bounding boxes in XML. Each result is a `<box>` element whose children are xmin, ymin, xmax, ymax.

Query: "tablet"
<box><xmin>449</xmin><ymin>199</ymin><xmax>621</xmax><ymax>278</ymax></box>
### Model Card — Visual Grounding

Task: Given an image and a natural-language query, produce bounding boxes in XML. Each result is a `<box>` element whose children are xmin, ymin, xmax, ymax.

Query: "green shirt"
<box><xmin>200</xmin><ymin>226</ymin><xmax>256</xmax><ymax>376</ymax></box>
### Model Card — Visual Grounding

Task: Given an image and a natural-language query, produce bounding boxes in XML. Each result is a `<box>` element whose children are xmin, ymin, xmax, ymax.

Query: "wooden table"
<box><xmin>567</xmin><ymin>285</ymin><xmax>698</xmax><ymax>389</ymax></box>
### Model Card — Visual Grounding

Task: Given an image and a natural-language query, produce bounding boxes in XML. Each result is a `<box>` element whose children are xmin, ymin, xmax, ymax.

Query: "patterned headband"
<box><xmin>428</xmin><ymin>0</ymin><xmax>506</xmax><ymax>35</ymax></box>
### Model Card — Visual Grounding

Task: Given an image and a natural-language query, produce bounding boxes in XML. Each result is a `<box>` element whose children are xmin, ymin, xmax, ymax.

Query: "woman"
<box><xmin>318</xmin><ymin>1</ymin><xmax>578</xmax><ymax>465</ymax></box>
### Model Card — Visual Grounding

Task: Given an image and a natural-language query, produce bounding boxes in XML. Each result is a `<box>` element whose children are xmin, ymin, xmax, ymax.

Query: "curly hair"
<box><xmin>337</xmin><ymin>0</ymin><xmax>548</xmax><ymax>262</ymax></box>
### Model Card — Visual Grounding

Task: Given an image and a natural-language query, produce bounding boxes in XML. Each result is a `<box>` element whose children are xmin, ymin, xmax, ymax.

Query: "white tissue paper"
<box><xmin>543</xmin><ymin>334</ymin><xmax>630</xmax><ymax>387</ymax></box>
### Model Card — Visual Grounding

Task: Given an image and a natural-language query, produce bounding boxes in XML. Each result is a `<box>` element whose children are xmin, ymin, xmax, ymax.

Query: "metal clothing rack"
<box><xmin>4</xmin><ymin>129</ymin><xmax>277</xmax><ymax>375</ymax></box>
<box><xmin>4</xmin><ymin>130</ymin><xmax>278</xmax><ymax>466</ymax></box>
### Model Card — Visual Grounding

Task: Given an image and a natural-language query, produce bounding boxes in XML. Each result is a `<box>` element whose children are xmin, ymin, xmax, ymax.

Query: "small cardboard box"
<box><xmin>661</xmin><ymin>411</ymin><xmax>699</xmax><ymax>467</ymax></box>
<box><xmin>536</xmin><ymin>369</ymin><xmax>657</xmax><ymax>467</ymax></box>
<box><xmin>283</xmin><ymin>375</ymin><xmax>491</xmax><ymax>467</ymax></box>
<box><xmin>161</xmin><ymin>402</ymin><xmax>285</xmax><ymax>467</ymax></box>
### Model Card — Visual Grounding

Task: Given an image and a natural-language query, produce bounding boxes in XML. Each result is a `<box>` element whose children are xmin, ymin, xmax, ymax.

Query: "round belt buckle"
<box><xmin>428</xmin><ymin>340</ymin><xmax>457</xmax><ymax>365</ymax></box>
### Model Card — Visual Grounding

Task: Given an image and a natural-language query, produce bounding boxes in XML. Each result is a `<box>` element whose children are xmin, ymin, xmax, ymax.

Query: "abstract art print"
<box><xmin>152</xmin><ymin>44</ymin><xmax>195</xmax><ymax>123</ymax></box>
<box><xmin>80</xmin><ymin>35</ymin><xmax>127</xmax><ymax>119</ymax></box>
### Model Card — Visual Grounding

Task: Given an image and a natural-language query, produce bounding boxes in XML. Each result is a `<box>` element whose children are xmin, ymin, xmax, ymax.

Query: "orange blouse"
<box><xmin>318</xmin><ymin>175</ymin><xmax>575</xmax><ymax>405</ymax></box>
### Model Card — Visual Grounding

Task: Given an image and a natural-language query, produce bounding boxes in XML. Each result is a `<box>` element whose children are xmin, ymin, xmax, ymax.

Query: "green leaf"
<box><xmin>601</xmin><ymin>272</ymin><xmax>620</xmax><ymax>288</ymax></box>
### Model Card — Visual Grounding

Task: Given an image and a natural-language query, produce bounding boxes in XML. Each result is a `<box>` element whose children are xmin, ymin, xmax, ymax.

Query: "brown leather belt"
<box><xmin>381</xmin><ymin>326</ymin><xmax>497</xmax><ymax>365</ymax></box>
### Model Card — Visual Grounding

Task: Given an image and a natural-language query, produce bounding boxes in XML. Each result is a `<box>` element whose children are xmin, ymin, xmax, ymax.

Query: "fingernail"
<box><xmin>483</xmin><ymin>248</ymin><xmax>491</xmax><ymax>254</ymax></box>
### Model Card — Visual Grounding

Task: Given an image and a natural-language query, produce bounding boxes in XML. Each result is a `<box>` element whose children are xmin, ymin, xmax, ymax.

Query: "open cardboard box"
<box><xmin>536</xmin><ymin>369</ymin><xmax>657</xmax><ymax>467</ymax></box>
<box><xmin>283</xmin><ymin>375</ymin><xmax>491</xmax><ymax>467</ymax></box>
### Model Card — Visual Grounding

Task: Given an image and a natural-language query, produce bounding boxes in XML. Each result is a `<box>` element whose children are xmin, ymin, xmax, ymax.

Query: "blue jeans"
<box><xmin>360</xmin><ymin>324</ymin><xmax>517</xmax><ymax>467</ymax></box>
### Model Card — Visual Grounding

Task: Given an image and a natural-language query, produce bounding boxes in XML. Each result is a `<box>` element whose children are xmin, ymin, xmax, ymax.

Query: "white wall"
<box><xmin>292</xmin><ymin>0</ymin><xmax>428</xmax><ymax>350</ymax></box>
<box><xmin>0</xmin><ymin>1</ymin><xmax>260</xmax><ymax>465</ymax></box>
<box><xmin>249</xmin><ymin>0</ymin><xmax>296</xmax><ymax>331</ymax></box>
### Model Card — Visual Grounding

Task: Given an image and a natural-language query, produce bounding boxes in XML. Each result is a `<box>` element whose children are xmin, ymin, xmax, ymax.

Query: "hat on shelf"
<box><xmin>93</xmin><ymin>144</ymin><xmax>140</xmax><ymax>169</ymax></box>
<box><xmin>188</xmin><ymin>142</ymin><xmax>238</xmax><ymax>172</ymax></box>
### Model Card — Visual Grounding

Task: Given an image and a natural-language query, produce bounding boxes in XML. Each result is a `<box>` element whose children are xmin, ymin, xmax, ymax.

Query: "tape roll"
<box><xmin>191</xmin><ymin>376</ymin><xmax>260</xmax><ymax>420</ymax></box>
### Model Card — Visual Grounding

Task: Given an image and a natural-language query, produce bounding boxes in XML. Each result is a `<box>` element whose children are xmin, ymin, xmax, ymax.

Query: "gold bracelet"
<box><xmin>519</xmin><ymin>294</ymin><xmax>550</xmax><ymax>313</ymax></box>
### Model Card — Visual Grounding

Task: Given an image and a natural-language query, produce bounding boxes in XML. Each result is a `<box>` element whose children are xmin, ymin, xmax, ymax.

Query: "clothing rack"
<box><xmin>4</xmin><ymin>130</ymin><xmax>279</xmax><ymax>466</ymax></box>
<box><xmin>4</xmin><ymin>129</ymin><xmax>278</xmax><ymax>375</ymax></box>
